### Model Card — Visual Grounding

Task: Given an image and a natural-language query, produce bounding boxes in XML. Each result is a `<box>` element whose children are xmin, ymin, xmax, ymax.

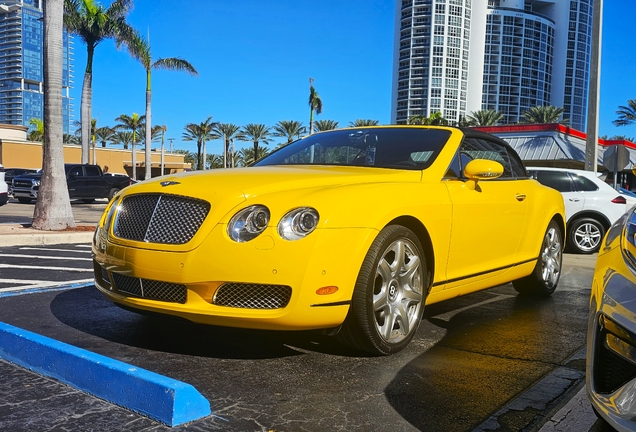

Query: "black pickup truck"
<box><xmin>12</xmin><ymin>164</ymin><xmax>132</xmax><ymax>204</ymax></box>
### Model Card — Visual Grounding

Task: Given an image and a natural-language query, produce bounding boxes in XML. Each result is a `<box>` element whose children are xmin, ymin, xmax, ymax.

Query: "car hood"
<box><xmin>122</xmin><ymin>165</ymin><xmax>423</xmax><ymax>222</ymax></box>
<box><xmin>11</xmin><ymin>173</ymin><xmax>42</xmax><ymax>181</ymax></box>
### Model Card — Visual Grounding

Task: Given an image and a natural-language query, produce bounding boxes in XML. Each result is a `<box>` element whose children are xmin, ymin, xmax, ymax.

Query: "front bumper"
<box><xmin>587</xmin><ymin>244</ymin><xmax>636</xmax><ymax>432</ymax></box>
<box><xmin>93</xmin><ymin>224</ymin><xmax>377</xmax><ymax>331</ymax></box>
<box><xmin>12</xmin><ymin>187</ymin><xmax>37</xmax><ymax>199</ymax></box>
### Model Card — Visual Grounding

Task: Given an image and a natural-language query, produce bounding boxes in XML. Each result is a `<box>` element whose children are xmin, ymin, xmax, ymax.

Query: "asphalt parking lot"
<box><xmin>0</xmin><ymin>251</ymin><xmax>599</xmax><ymax>431</ymax></box>
<box><xmin>0</xmin><ymin>200</ymin><xmax>609</xmax><ymax>431</ymax></box>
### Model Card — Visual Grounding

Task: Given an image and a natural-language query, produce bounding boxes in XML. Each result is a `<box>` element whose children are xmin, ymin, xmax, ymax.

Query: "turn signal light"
<box><xmin>612</xmin><ymin>196</ymin><xmax>627</xmax><ymax>204</ymax></box>
<box><xmin>316</xmin><ymin>286</ymin><xmax>338</xmax><ymax>295</ymax></box>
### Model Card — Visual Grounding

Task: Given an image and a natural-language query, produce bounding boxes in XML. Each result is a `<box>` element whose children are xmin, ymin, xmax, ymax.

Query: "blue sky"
<box><xmin>72</xmin><ymin>0</ymin><xmax>636</xmax><ymax>156</ymax></box>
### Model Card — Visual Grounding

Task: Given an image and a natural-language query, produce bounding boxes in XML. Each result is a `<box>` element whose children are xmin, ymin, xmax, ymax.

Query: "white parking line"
<box><xmin>19</xmin><ymin>247</ymin><xmax>92</xmax><ymax>254</ymax></box>
<box><xmin>0</xmin><ymin>278</ymin><xmax>51</xmax><ymax>285</ymax></box>
<box><xmin>0</xmin><ymin>253</ymin><xmax>92</xmax><ymax>261</ymax></box>
<box><xmin>0</xmin><ymin>264</ymin><xmax>92</xmax><ymax>272</ymax></box>
<box><xmin>0</xmin><ymin>279</ymin><xmax>94</xmax><ymax>293</ymax></box>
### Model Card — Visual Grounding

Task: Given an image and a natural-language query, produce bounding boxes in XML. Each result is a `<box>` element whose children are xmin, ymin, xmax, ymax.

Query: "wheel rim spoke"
<box><xmin>373</xmin><ymin>237</ymin><xmax>424</xmax><ymax>344</ymax></box>
<box><xmin>540</xmin><ymin>227</ymin><xmax>562</xmax><ymax>287</ymax></box>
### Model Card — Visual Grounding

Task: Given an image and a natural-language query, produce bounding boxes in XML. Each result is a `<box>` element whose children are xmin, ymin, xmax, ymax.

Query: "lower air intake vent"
<box><xmin>213</xmin><ymin>283</ymin><xmax>292</xmax><ymax>309</ymax></box>
<box><xmin>111</xmin><ymin>272</ymin><xmax>187</xmax><ymax>304</ymax></box>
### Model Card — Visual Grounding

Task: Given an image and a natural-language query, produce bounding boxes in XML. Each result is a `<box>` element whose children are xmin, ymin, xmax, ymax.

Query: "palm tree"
<box><xmin>114</xmin><ymin>113</ymin><xmax>146</xmax><ymax>179</ymax></box>
<box><xmin>95</xmin><ymin>126</ymin><xmax>115</xmax><ymax>147</ymax></box>
<box><xmin>407</xmin><ymin>115</ymin><xmax>427</xmax><ymax>125</ymax></box>
<box><xmin>125</xmin><ymin>33</ymin><xmax>198</xmax><ymax>180</ymax></box>
<box><xmin>314</xmin><ymin>119</ymin><xmax>339</xmax><ymax>132</ymax></box>
<box><xmin>151</xmin><ymin>125</ymin><xmax>165</xmax><ymax>142</ymax></box>
<box><xmin>33</xmin><ymin>0</ymin><xmax>75</xmax><ymax>230</ymax></box>
<box><xmin>239</xmin><ymin>146</ymin><xmax>270</xmax><ymax>166</ymax></box>
<box><xmin>63</xmin><ymin>0</ymin><xmax>136</xmax><ymax>164</ymax></box>
<box><xmin>207</xmin><ymin>154</ymin><xmax>224</xmax><ymax>169</ymax></box>
<box><xmin>613</xmin><ymin>99</ymin><xmax>636</xmax><ymax>127</ymax></box>
<box><xmin>63</xmin><ymin>133</ymin><xmax>79</xmax><ymax>145</ymax></box>
<box><xmin>521</xmin><ymin>105</ymin><xmax>569</xmax><ymax>125</ymax></box>
<box><xmin>239</xmin><ymin>123</ymin><xmax>272</xmax><ymax>164</ymax></box>
<box><xmin>213</xmin><ymin>123</ymin><xmax>241</xmax><ymax>168</ymax></box>
<box><xmin>111</xmin><ymin>131</ymin><xmax>133</xmax><ymax>149</ymax></box>
<box><xmin>349</xmin><ymin>119</ymin><xmax>379</xmax><ymax>127</ymax></box>
<box><xmin>272</xmin><ymin>120</ymin><xmax>305</xmax><ymax>145</ymax></box>
<box><xmin>308</xmin><ymin>78</ymin><xmax>322</xmax><ymax>135</ymax></box>
<box><xmin>602</xmin><ymin>134</ymin><xmax>636</xmax><ymax>142</ymax></box>
<box><xmin>28</xmin><ymin>118</ymin><xmax>44</xmax><ymax>142</ymax></box>
<box><xmin>182</xmin><ymin>116</ymin><xmax>218</xmax><ymax>170</ymax></box>
<box><xmin>467</xmin><ymin>109</ymin><xmax>504</xmax><ymax>126</ymax></box>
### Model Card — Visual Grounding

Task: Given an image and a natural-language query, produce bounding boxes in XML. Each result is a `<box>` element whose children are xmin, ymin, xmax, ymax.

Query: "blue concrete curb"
<box><xmin>0</xmin><ymin>322</ymin><xmax>211</xmax><ymax>426</ymax></box>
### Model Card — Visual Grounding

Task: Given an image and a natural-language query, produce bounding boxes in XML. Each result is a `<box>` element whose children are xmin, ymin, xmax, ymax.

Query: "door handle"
<box><xmin>568</xmin><ymin>198</ymin><xmax>580</xmax><ymax>202</ymax></box>
<box><xmin>515</xmin><ymin>194</ymin><xmax>526</xmax><ymax>201</ymax></box>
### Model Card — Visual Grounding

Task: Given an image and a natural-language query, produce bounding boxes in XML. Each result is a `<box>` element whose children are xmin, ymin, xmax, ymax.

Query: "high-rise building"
<box><xmin>391</xmin><ymin>0</ymin><xmax>593</xmax><ymax>131</ymax></box>
<box><xmin>0</xmin><ymin>0</ymin><xmax>73</xmax><ymax>134</ymax></box>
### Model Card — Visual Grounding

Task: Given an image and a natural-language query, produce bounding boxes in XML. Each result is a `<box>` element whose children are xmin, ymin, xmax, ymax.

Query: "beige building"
<box><xmin>0</xmin><ymin>124</ymin><xmax>190</xmax><ymax>179</ymax></box>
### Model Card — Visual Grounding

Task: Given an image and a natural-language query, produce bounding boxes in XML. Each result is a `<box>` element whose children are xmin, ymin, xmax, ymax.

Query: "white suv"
<box><xmin>0</xmin><ymin>163</ymin><xmax>7</xmax><ymax>206</ymax></box>
<box><xmin>527</xmin><ymin>167</ymin><xmax>633</xmax><ymax>254</ymax></box>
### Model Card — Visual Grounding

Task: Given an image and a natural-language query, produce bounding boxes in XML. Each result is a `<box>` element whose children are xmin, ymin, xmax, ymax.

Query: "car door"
<box><xmin>66</xmin><ymin>165</ymin><xmax>84</xmax><ymax>198</ymax></box>
<box><xmin>444</xmin><ymin>137</ymin><xmax>529</xmax><ymax>286</ymax></box>
<box><xmin>531</xmin><ymin>170</ymin><xmax>582</xmax><ymax>221</ymax></box>
<box><xmin>84</xmin><ymin>165</ymin><xmax>103</xmax><ymax>197</ymax></box>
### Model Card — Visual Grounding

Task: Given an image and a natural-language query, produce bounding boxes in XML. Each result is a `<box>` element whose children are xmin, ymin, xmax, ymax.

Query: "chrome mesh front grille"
<box><xmin>111</xmin><ymin>272</ymin><xmax>187</xmax><ymax>304</ymax></box>
<box><xmin>113</xmin><ymin>194</ymin><xmax>210</xmax><ymax>244</ymax></box>
<box><xmin>213</xmin><ymin>283</ymin><xmax>292</xmax><ymax>309</ymax></box>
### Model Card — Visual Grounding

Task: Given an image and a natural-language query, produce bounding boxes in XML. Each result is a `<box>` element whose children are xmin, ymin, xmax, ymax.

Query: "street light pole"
<box><xmin>585</xmin><ymin>0</ymin><xmax>603</xmax><ymax>172</ymax></box>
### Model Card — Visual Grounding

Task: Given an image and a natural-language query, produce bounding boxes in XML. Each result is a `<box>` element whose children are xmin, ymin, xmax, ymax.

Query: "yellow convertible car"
<box><xmin>92</xmin><ymin>126</ymin><xmax>565</xmax><ymax>355</ymax></box>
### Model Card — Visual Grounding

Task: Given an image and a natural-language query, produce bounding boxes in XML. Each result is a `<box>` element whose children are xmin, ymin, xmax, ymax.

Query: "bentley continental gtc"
<box><xmin>92</xmin><ymin>126</ymin><xmax>566</xmax><ymax>355</ymax></box>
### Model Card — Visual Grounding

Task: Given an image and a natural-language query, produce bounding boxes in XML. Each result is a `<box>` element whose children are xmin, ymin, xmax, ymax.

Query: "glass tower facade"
<box><xmin>391</xmin><ymin>0</ymin><xmax>594</xmax><ymax>131</ymax></box>
<box><xmin>0</xmin><ymin>0</ymin><xmax>73</xmax><ymax>134</ymax></box>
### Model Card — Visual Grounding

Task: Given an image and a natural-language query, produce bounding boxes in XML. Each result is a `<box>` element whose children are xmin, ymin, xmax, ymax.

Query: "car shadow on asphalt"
<box><xmin>49</xmin><ymin>286</ymin><xmax>367</xmax><ymax>361</ymax></box>
<box><xmin>384</xmin><ymin>290</ymin><xmax>589</xmax><ymax>432</ymax></box>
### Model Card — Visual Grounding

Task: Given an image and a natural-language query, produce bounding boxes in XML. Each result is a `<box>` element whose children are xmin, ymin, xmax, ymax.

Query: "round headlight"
<box><xmin>278</xmin><ymin>207</ymin><xmax>319</xmax><ymax>241</ymax></box>
<box><xmin>228</xmin><ymin>205</ymin><xmax>270</xmax><ymax>242</ymax></box>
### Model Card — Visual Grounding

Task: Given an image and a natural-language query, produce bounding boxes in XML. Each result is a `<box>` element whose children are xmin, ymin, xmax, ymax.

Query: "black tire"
<box><xmin>567</xmin><ymin>217</ymin><xmax>605</xmax><ymax>254</ymax></box>
<box><xmin>513</xmin><ymin>220</ymin><xmax>563</xmax><ymax>296</ymax></box>
<box><xmin>337</xmin><ymin>225</ymin><xmax>427</xmax><ymax>355</ymax></box>
<box><xmin>17</xmin><ymin>198</ymin><xmax>31</xmax><ymax>204</ymax></box>
<box><xmin>81</xmin><ymin>199</ymin><xmax>95</xmax><ymax>204</ymax></box>
<box><xmin>108</xmin><ymin>188</ymin><xmax>120</xmax><ymax>200</ymax></box>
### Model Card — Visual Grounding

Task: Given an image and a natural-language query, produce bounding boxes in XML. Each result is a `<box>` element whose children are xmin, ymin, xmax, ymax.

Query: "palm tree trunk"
<box><xmin>223</xmin><ymin>137</ymin><xmax>228</xmax><ymax>168</ymax></box>
<box><xmin>81</xmin><ymin>68</ymin><xmax>92</xmax><ymax>164</ymax></box>
<box><xmin>253</xmin><ymin>141</ymin><xmax>258</xmax><ymax>164</ymax></box>
<box><xmin>196</xmin><ymin>142</ymin><xmax>202</xmax><ymax>170</ymax></box>
<box><xmin>309</xmin><ymin>107</ymin><xmax>314</xmax><ymax>135</ymax></box>
<box><xmin>132</xmin><ymin>136</ymin><xmax>137</xmax><ymax>180</ymax></box>
<box><xmin>144</xmin><ymin>70</ymin><xmax>152</xmax><ymax>180</ymax></box>
<box><xmin>202</xmin><ymin>139</ymin><xmax>207</xmax><ymax>170</ymax></box>
<box><xmin>33</xmin><ymin>0</ymin><xmax>75</xmax><ymax>230</ymax></box>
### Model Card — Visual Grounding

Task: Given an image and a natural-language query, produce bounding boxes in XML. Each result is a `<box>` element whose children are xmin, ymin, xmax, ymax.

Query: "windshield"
<box><xmin>254</xmin><ymin>127</ymin><xmax>452</xmax><ymax>170</ymax></box>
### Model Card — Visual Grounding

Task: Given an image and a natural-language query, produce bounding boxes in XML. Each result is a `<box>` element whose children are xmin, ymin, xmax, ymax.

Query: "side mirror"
<box><xmin>464</xmin><ymin>159</ymin><xmax>503</xmax><ymax>190</ymax></box>
<box><xmin>464</xmin><ymin>159</ymin><xmax>504</xmax><ymax>180</ymax></box>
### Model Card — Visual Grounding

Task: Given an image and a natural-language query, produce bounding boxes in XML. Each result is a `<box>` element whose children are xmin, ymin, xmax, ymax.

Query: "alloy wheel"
<box><xmin>372</xmin><ymin>238</ymin><xmax>423</xmax><ymax>344</ymax></box>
